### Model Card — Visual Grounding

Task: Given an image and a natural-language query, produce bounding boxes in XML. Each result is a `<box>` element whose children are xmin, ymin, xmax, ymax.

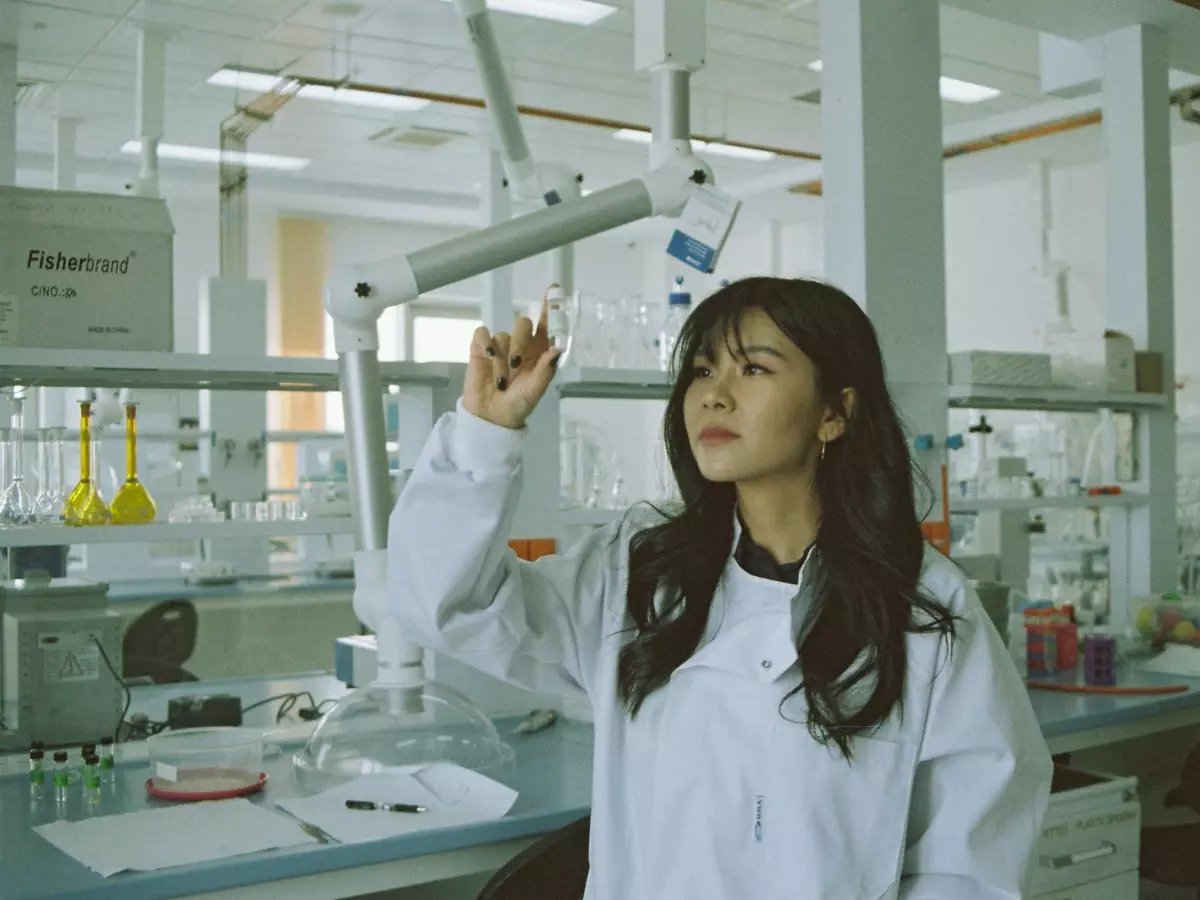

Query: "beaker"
<box><xmin>0</xmin><ymin>395</ymin><xmax>36</xmax><ymax>525</ymax></box>
<box><xmin>33</xmin><ymin>427</ymin><xmax>67</xmax><ymax>523</ymax></box>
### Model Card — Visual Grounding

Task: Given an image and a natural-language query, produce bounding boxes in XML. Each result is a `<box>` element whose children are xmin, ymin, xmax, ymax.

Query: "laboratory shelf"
<box><xmin>0</xmin><ymin>517</ymin><xmax>355</xmax><ymax>548</ymax></box>
<box><xmin>0</xmin><ymin>348</ymin><xmax>451</xmax><ymax>392</ymax></box>
<box><xmin>556</xmin><ymin>367</ymin><xmax>672</xmax><ymax>400</ymax></box>
<box><xmin>950</xmin><ymin>493</ymin><xmax>1151</xmax><ymax>513</ymax></box>
<box><xmin>947</xmin><ymin>384</ymin><xmax>1167</xmax><ymax>413</ymax></box>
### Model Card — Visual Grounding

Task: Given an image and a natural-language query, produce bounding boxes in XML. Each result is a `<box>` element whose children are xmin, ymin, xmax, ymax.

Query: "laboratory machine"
<box><xmin>0</xmin><ymin>575</ymin><xmax>124</xmax><ymax>751</ymax></box>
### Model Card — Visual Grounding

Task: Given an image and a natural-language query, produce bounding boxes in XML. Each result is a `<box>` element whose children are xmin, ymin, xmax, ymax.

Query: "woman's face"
<box><xmin>683</xmin><ymin>308</ymin><xmax>838</xmax><ymax>486</ymax></box>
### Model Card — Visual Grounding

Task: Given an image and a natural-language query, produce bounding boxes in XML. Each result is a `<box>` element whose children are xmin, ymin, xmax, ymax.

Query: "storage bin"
<box><xmin>949</xmin><ymin>351</ymin><xmax>1053</xmax><ymax>388</ymax></box>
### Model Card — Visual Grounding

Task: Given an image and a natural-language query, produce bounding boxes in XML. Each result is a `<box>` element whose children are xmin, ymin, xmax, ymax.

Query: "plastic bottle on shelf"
<box><xmin>1057</xmin><ymin>603</ymin><xmax>1079</xmax><ymax>670</ymax></box>
<box><xmin>657</xmin><ymin>276</ymin><xmax>692</xmax><ymax>372</ymax></box>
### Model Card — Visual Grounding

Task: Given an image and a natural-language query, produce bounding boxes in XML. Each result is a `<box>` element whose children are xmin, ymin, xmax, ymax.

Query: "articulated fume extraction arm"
<box><xmin>324</xmin><ymin>0</ymin><xmax>710</xmax><ymax>696</ymax></box>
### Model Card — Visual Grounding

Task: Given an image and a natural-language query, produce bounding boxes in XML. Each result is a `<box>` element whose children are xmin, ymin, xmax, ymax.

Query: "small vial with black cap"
<box><xmin>29</xmin><ymin>745</ymin><xmax>46</xmax><ymax>800</ymax></box>
<box><xmin>83</xmin><ymin>754</ymin><xmax>102</xmax><ymax>804</ymax></box>
<box><xmin>52</xmin><ymin>751</ymin><xmax>70</xmax><ymax>806</ymax></box>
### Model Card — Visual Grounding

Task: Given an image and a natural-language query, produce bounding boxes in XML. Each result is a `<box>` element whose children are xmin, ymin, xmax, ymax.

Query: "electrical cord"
<box><xmin>92</xmin><ymin>636</ymin><xmax>132</xmax><ymax>743</ymax></box>
<box><xmin>242</xmin><ymin>691</ymin><xmax>331</xmax><ymax>724</ymax></box>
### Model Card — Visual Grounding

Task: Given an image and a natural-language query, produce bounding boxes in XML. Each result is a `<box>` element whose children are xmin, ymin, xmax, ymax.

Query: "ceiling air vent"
<box><xmin>368</xmin><ymin>125</ymin><xmax>468</xmax><ymax>149</ymax></box>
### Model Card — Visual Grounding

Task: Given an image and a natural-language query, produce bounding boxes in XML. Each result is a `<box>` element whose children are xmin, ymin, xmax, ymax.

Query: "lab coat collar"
<box><xmin>671</xmin><ymin>511</ymin><xmax>823</xmax><ymax>685</ymax></box>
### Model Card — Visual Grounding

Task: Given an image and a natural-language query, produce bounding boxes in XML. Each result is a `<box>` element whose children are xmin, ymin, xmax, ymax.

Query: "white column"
<box><xmin>53</xmin><ymin>117</ymin><xmax>79</xmax><ymax>190</ymax></box>
<box><xmin>819</xmin><ymin>0</ymin><xmax>947</xmax><ymax>451</ymax></box>
<box><xmin>479</xmin><ymin>145</ymin><xmax>513</xmax><ymax>332</ymax></box>
<box><xmin>0</xmin><ymin>0</ymin><xmax>17</xmax><ymax>187</ymax></box>
<box><xmin>765</xmin><ymin>219</ymin><xmax>783</xmax><ymax>277</ymax></box>
<box><xmin>135</xmin><ymin>26</ymin><xmax>166</xmax><ymax>197</ymax></box>
<box><xmin>1102</xmin><ymin>25</ymin><xmax>1176</xmax><ymax>619</ymax></box>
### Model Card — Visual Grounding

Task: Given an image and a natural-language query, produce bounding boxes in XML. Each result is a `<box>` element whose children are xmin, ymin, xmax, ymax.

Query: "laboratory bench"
<box><xmin>103</xmin><ymin>574</ymin><xmax>353</xmax><ymax>604</ymax></box>
<box><xmin>2</xmin><ymin>669</ymin><xmax>1198</xmax><ymax>900</ymax></box>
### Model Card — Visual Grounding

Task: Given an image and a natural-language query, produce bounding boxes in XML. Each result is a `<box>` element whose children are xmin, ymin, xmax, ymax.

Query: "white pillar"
<box><xmin>1102</xmin><ymin>25</ymin><xmax>1176</xmax><ymax>618</ymax></box>
<box><xmin>765</xmin><ymin>219</ymin><xmax>783</xmax><ymax>277</ymax></box>
<box><xmin>135</xmin><ymin>26</ymin><xmax>166</xmax><ymax>198</ymax></box>
<box><xmin>480</xmin><ymin>145</ymin><xmax>513</xmax><ymax>332</ymax></box>
<box><xmin>53</xmin><ymin>117</ymin><xmax>79</xmax><ymax>190</ymax></box>
<box><xmin>819</xmin><ymin>0</ymin><xmax>947</xmax><ymax>452</ymax></box>
<box><xmin>0</xmin><ymin>0</ymin><xmax>17</xmax><ymax>187</ymax></box>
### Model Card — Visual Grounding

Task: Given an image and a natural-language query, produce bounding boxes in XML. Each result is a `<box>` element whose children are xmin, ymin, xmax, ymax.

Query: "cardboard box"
<box><xmin>949</xmin><ymin>351</ymin><xmax>1053</xmax><ymax>388</ymax></box>
<box><xmin>0</xmin><ymin>186</ymin><xmax>173</xmax><ymax>352</ymax></box>
<box><xmin>1135</xmin><ymin>350</ymin><xmax>1164</xmax><ymax>394</ymax></box>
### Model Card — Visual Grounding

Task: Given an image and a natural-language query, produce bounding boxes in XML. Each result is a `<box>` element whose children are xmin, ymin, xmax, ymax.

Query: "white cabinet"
<box><xmin>1028</xmin><ymin>767</ymin><xmax>1140</xmax><ymax>900</ymax></box>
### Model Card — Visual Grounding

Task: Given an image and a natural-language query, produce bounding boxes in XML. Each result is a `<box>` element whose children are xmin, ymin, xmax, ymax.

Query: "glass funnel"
<box><xmin>110</xmin><ymin>404</ymin><xmax>156</xmax><ymax>524</ymax></box>
<box><xmin>293</xmin><ymin>620</ymin><xmax>513</xmax><ymax>793</ymax></box>
<box><xmin>1</xmin><ymin>394</ymin><xmax>36</xmax><ymax>526</ymax></box>
<box><xmin>65</xmin><ymin>402</ymin><xmax>110</xmax><ymax>526</ymax></box>
<box><xmin>33</xmin><ymin>427</ymin><xmax>67</xmax><ymax>523</ymax></box>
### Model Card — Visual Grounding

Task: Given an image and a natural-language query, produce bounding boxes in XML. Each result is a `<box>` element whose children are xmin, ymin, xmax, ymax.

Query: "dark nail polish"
<box><xmin>485</xmin><ymin>345</ymin><xmax>495</xmax><ymax>357</ymax></box>
<box><xmin>496</xmin><ymin>376</ymin><xmax>508</xmax><ymax>391</ymax></box>
<box><xmin>549</xmin><ymin>355</ymin><xmax>560</xmax><ymax>369</ymax></box>
<box><xmin>510</xmin><ymin>355</ymin><xmax>522</xmax><ymax>368</ymax></box>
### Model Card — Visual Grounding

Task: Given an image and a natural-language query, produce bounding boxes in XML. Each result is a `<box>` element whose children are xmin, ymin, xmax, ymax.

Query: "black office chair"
<box><xmin>1141</xmin><ymin>743</ymin><xmax>1200</xmax><ymax>899</ymax></box>
<box><xmin>477</xmin><ymin>816</ymin><xmax>590</xmax><ymax>900</ymax></box>
<box><xmin>123</xmin><ymin>599</ymin><xmax>199</xmax><ymax>684</ymax></box>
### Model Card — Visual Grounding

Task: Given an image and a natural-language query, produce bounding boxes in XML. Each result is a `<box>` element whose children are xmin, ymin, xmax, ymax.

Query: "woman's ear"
<box><xmin>820</xmin><ymin>388</ymin><xmax>857</xmax><ymax>444</ymax></box>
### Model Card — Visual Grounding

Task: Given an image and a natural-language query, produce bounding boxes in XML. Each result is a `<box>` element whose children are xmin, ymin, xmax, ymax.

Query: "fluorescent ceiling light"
<box><xmin>208</xmin><ymin>68</ymin><xmax>429</xmax><ymax>112</ymax></box>
<box><xmin>937</xmin><ymin>75</ymin><xmax>1002</xmax><ymax>104</ymax></box>
<box><xmin>807</xmin><ymin>60</ymin><xmax>1000</xmax><ymax>103</ymax></box>
<box><xmin>120</xmin><ymin>140</ymin><xmax>310</xmax><ymax>172</ymax></box>
<box><xmin>432</xmin><ymin>0</ymin><xmax>615</xmax><ymax>24</ymax></box>
<box><xmin>612</xmin><ymin>129</ymin><xmax>776</xmax><ymax>162</ymax></box>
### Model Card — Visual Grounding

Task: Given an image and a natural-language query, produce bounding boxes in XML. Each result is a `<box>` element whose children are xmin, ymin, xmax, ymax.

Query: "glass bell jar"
<box><xmin>293</xmin><ymin>619</ymin><xmax>513</xmax><ymax>791</ymax></box>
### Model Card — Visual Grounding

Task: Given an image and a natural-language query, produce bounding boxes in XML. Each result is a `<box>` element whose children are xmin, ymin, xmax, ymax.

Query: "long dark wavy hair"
<box><xmin>616</xmin><ymin>277</ymin><xmax>957</xmax><ymax>759</ymax></box>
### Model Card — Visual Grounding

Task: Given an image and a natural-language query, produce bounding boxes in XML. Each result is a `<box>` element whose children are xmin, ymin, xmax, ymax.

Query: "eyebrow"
<box><xmin>696</xmin><ymin>344</ymin><xmax>786</xmax><ymax>361</ymax></box>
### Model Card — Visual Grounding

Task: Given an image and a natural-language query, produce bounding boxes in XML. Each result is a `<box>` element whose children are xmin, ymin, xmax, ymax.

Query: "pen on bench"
<box><xmin>345</xmin><ymin>799</ymin><xmax>427</xmax><ymax>813</ymax></box>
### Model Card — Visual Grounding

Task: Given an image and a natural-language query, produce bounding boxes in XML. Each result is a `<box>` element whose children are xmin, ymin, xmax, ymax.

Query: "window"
<box><xmin>412</xmin><ymin>314</ymin><xmax>482</xmax><ymax>363</ymax></box>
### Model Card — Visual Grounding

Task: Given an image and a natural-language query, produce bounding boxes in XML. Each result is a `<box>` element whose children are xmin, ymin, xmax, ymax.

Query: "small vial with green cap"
<box><xmin>99</xmin><ymin>736</ymin><xmax>115</xmax><ymax>779</ymax></box>
<box><xmin>52</xmin><ymin>751</ymin><xmax>70</xmax><ymax>806</ymax></box>
<box><xmin>29</xmin><ymin>746</ymin><xmax>46</xmax><ymax>799</ymax></box>
<box><xmin>83</xmin><ymin>754</ymin><xmax>102</xmax><ymax>804</ymax></box>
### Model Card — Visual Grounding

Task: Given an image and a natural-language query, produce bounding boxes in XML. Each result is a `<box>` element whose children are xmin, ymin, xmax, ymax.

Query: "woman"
<box><xmin>386</xmin><ymin>277</ymin><xmax>1052</xmax><ymax>900</ymax></box>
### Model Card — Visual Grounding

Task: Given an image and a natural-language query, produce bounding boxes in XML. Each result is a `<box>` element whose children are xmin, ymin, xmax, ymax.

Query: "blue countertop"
<box><xmin>1</xmin><ymin>675</ymin><xmax>591</xmax><ymax>900</ymax></box>
<box><xmin>1026</xmin><ymin>664</ymin><xmax>1200</xmax><ymax>738</ymax></box>
<box><xmin>5</xmin><ymin>664</ymin><xmax>1200</xmax><ymax>900</ymax></box>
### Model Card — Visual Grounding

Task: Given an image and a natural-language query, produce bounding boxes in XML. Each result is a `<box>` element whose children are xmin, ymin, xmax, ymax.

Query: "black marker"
<box><xmin>345</xmin><ymin>799</ymin><xmax>427</xmax><ymax>814</ymax></box>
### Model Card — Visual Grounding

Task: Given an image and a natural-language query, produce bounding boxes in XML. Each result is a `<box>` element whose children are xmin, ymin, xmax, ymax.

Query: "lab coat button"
<box><xmin>761</xmin><ymin>659</ymin><xmax>772</xmax><ymax>669</ymax></box>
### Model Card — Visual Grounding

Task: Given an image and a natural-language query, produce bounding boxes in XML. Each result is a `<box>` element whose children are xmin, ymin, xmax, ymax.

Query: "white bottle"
<box><xmin>657</xmin><ymin>276</ymin><xmax>692</xmax><ymax>372</ymax></box>
<box><xmin>544</xmin><ymin>283</ymin><xmax>572</xmax><ymax>365</ymax></box>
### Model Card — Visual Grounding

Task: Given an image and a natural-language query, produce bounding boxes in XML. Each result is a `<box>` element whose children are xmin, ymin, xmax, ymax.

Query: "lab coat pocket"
<box><xmin>769</xmin><ymin>729</ymin><xmax>917</xmax><ymax>900</ymax></box>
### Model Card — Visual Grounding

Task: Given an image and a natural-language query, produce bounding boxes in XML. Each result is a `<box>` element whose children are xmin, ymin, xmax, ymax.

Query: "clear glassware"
<box><xmin>65</xmin><ymin>402</ymin><xmax>111</xmax><ymax>526</ymax></box>
<box><xmin>33</xmin><ymin>427</ymin><xmax>67</xmax><ymax>523</ymax></box>
<box><xmin>0</xmin><ymin>428</ymin><xmax>10</xmax><ymax>529</ymax></box>
<box><xmin>110</xmin><ymin>404</ymin><xmax>157</xmax><ymax>524</ymax></box>
<box><xmin>1</xmin><ymin>395</ymin><xmax>36</xmax><ymax>526</ymax></box>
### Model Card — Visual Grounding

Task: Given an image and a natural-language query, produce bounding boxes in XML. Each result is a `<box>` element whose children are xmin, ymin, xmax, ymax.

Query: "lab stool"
<box><xmin>476</xmin><ymin>815</ymin><xmax>590</xmax><ymax>900</ymax></box>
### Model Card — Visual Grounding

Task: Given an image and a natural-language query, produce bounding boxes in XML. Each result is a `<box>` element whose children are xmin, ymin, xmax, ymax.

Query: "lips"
<box><xmin>699</xmin><ymin>426</ymin><xmax>739</xmax><ymax>444</ymax></box>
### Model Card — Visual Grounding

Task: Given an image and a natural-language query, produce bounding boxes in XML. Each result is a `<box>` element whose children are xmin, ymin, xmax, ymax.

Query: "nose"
<box><xmin>700</xmin><ymin>370</ymin><xmax>734</xmax><ymax>411</ymax></box>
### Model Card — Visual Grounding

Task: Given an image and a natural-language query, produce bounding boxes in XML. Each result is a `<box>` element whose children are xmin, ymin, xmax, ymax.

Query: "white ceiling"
<box><xmin>7</xmin><ymin>0</ymin><xmax>1195</xmax><ymax>224</ymax></box>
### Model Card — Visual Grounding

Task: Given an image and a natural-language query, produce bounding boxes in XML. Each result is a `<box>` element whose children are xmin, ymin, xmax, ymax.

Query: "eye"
<box><xmin>742</xmin><ymin>363</ymin><xmax>769</xmax><ymax>376</ymax></box>
<box><xmin>692</xmin><ymin>365</ymin><xmax>712</xmax><ymax>379</ymax></box>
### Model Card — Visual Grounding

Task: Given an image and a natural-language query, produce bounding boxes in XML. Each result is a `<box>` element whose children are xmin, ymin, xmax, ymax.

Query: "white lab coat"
<box><xmin>387</xmin><ymin>406</ymin><xmax>1054</xmax><ymax>900</ymax></box>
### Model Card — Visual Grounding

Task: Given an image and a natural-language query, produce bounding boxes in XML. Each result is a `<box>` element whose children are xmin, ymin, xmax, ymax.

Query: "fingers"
<box><xmin>524</xmin><ymin>346</ymin><xmax>564</xmax><ymax>397</ymax></box>
<box><xmin>509</xmin><ymin>316</ymin><xmax>534</xmax><ymax>373</ymax></box>
<box><xmin>535</xmin><ymin>299</ymin><xmax>549</xmax><ymax>340</ymax></box>
<box><xmin>491</xmin><ymin>332</ymin><xmax>512</xmax><ymax>391</ymax></box>
<box><xmin>469</xmin><ymin>325</ymin><xmax>493</xmax><ymax>360</ymax></box>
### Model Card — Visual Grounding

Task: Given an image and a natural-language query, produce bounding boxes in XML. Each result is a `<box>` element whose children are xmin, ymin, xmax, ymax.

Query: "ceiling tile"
<box><xmin>15</xmin><ymin>4</ymin><xmax>119</xmax><ymax>63</ymax></box>
<box><xmin>19</xmin><ymin>0</ymin><xmax>137</xmax><ymax>16</ymax></box>
<box><xmin>128</xmin><ymin>0</ymin><xmax>279</xmax><ymax>39</ymax></box>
